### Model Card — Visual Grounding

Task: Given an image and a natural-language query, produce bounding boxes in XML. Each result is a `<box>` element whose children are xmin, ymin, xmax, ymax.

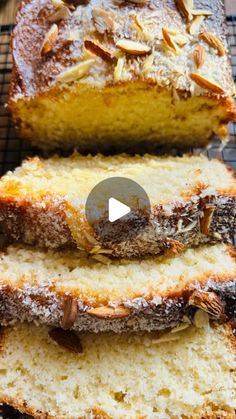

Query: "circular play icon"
<box><xmin>85</xmin><ymin>177</ymin><xmax>151</xmax><ymax>244</ymax></box>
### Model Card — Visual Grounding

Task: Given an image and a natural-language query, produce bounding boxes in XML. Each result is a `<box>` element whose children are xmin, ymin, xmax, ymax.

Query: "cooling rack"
<box><xmin>1</xmin><ymin>19</ymin><xmax>236</xmax><ymax>173</ymax></box>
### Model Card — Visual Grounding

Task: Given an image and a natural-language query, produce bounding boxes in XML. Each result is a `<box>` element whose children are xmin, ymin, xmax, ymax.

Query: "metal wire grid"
<box><xmin>1</xmin><ymin>19</ymin><xmax>236</xmax><ymax>174</ymax></box>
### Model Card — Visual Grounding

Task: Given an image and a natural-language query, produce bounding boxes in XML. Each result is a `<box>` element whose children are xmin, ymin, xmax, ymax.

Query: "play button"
<box><xmin>108</xmin><ymin>198</ymin><xmax>130</xmax><ymax>222</ymax></box>
<box><xmin>85</xmin><ymin>177</ymin><xmax>150</xmax><ymax>245</ymax></box>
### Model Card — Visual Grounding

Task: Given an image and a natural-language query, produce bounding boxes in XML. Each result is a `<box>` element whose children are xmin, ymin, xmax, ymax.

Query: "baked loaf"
<box><xmin>0</xmin><ymin>321</ymin><xmax>235</xmax><ymax>418</ymax></box>
<box><xmin>0</xmin><ymin>154</ymin><xmax>235</xmax><ymax>258</ymax></box>
<box><xmin>9</xmin><ymin>0</ymin><xmax>236</xmax><ymax>152</ymax></box>
<box><xmin>0</xmin><ymin>243</ymin><xmax>235</xmax><ymax>333</ymax></box>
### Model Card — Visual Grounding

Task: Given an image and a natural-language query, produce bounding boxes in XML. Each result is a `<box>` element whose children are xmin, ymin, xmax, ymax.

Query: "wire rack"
<box><xmin>1</xmin><ymin>19</ymin><xmax>236</xmax><ymax>175</ymax></box>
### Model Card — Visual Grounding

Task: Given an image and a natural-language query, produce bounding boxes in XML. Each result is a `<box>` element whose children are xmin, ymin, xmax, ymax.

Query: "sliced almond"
<box><xmin>190</xmin><ymin>73</ymin><xmax>225</xmax><ymax>94</ymax></box>
<box><xmin>187</xmin><ymin>15</ymin><xmax>205</xmax><ymax>35</ymax></box>
<box><xmin>61</xmin><ymin>296</ymin><xmax>78</xmax><ymax>329</ymax></box>
<box><xmin>48</xmin><ymin>4</ymin><xmax>71</xmax><ymax>22</ymax></box>
<box><xmin>40</xmin><ymin>24</ymin><xmax>58</xmax><ymax>56</ymax></box>
<box><xmin>84</xmin><ymin>39</ymin><xmax>115</xmax><ymax>63</ymax></box>
<box><xmin>143</xmin><ymin>53</ymin><xmax>154</xmax><ymax>74</ymax></box>
<box><xmin>199</xmin><ymin>31</ymin><xmax>226</xmax><ymax>56</ymax></box>
<box><xmin>56</xmin><ymin>59</ymin><xmax>95</xmax><ymax>83</ymax></box>
<box><xmin>192</xmin><ymin>9</ymin><xmax>213</xmax><ymax>16</ymax></box>
<box><xmin>92</xmin><ymin>8</ymin><xmax>115</xmax><ymax>34</ymax></box>
<box><xmin>172</xmin><ymin>33</ymin><xmax>189</xmax><ymax>46</ymax></box>
<box><xmin>200</xmin><ymin>204</ymin><xmax>215</xmax><ymax>235</ymax></box>
<box><xmin>176</xmin><ymin>0</ymin><xmax>193</xmax><ymax>21</ymax></box>
<box><xmin>189</xmin><ymin>290</ymin><xmax>224</xmax><ymax>319</ymax></box>
<box><xmin>162</xmin><ymin>28</ymin><xmax>179</xmax><ymax>53</ymax></box>
<box><xmin>87</xmin><ymin>305</ymin><xmax>130</xmax><ymax>319</ymax></box>
<box><xmin>49</xmin><ymin>328</ymin><xmax>83</xmax><ymax>354</ymax></box>
<box><xmin>133</xmin><ymin>15</ymin><xmax>152</xmax><ymax>41</ymax></box>
<box><xmin>193</xmin><ymin>45</ymin><xmax>205</xmax><ymax>69</ymax></box>
<box><xmin>116</xmin><ymin>39</ymin><xmax>151</xmax><ymax>55</ymax></box>
<box><xmin>114</xmin><ymin>56</ymin><xmax>125</xmax><ymax>82</ymax></box>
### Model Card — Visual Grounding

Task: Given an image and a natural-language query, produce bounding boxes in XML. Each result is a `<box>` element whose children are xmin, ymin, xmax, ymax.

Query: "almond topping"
<box><xmin>49</xmin><ymin>328</ymin><xmax>83</xmax><ymax>354</ymax></box>
<box><xmin>199</xmin><ymin>31</ymin><xmax>226</xmax><ymax>56</ymax></box>
<box><xmin>48</xmin><ymin>4</ymin><xmax>71</xmax><ymax>22</ymax></box>
<box><xmin>114</xmin><ymin>56</ymin><xmax>125</xmax><ymax>82</ymax></box>
<box><xmin>187</xmin><ymin>15</ymin><xmax>205</xmax><ymax>35</ymax></box>
<box><xmin>87</xmin><ymin>305</ymin><xmax>130</xmax><ymax>319</ymax></box>
<box><xmin>192</xmin><ymin>9</ymin><xmax>213</xmax><ymax>16</ymax></box>
<box><xmin>172</xmin><ymin>33</ymin><xmax>189</xmax><ymax>46</ymax></box>
<box><xmin>189</xmin><ymin>290</ymin><xmax>224</xmax><ymax>319</ymax></box>
<box><xmin>193</xmin><ymin>45</ymin><xmax>205</xmax><ymax>69</ymax></box>
<box><xmin>162</xmin><ymin>28</ymin><xmax>179</xmax><ymax>53</ymax></box>
<box><xmin>61</xmin><ymin>296</ymin><xmax>78</xmax><ymax>329</ymax></box>
<box><xmin>92</xmin><ymin>8</ymin><xmax>115</xmax><ymax>34</ymax></box>
<box><xmin>40</xmin><ymin>24</ymin><xmax>58</xmax><ymax>56</ymax></box>
<box><xmin>84</xmin><ymin>39</ymin><xmax>115</xmax><ymax>63</ymax></box>
<box><xmin>190</xmin><ymin>73</ymin><xmax>225</xmax><ymax>94</ymax></box>
<box><xmin>200</xmin><ymin>204</ymin><xmax>215</xmax><ymax>235</ymax></box>
<box><xmin>56</xmin><ymin>59</ymin><xmax>95</xmax><ymax>83</ymax></box>
<box><xmin>176</xmin><ymin>0</ymin><xmax>193</xmax><ymax>21</ymax></box>
<box><xmin>116</xmin><ymin>39</ymin><xmax>151</xmax><ymax>55</ymax></box>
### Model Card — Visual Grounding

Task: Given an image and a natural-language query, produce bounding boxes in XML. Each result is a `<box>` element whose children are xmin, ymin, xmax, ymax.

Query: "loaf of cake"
<box><xmin>0</xmin><ymin>242</ymin><xmax>235</xmax><ymax>333</ymax></box>
<box><xmin>9</xmin><ymin>0</ymin><xmax>236</xmax><ymax>152</ymax></box>
<box><xmin>0</xmin><ymin>320</ymin><xmax>235</xmax><ymax>418</ymax></box>
<box><xmin>0</xmin><ymin>154</ymin><xmax>235</xmax><ymax>257</ymax></box>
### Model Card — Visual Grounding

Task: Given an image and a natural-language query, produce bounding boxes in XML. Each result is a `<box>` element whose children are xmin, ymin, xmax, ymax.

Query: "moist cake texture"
<box><xmin>9</xmin><ymin>0</ymin><xmax>236</xmax><ymax>151</ymax></box>
<box><xmin>0</xmin><ymin>321</ymin><xmax>235</xmax><ymax>418</ymax></box>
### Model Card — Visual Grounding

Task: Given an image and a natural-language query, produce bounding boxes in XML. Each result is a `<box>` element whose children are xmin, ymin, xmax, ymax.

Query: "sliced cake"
<box><xmin>9</xmin><ymin>0</ymin><xmax>236</xmax><ymax>152</ymax></box>
<box><xmin>0</xmin><ymin>154</ymin><xmax>235</xmax><ymax>258</ymax></box>
<box><xmin>0</xmin><ymin>243</ymin><xmax>235</xmax><ymax>333</ymax></box>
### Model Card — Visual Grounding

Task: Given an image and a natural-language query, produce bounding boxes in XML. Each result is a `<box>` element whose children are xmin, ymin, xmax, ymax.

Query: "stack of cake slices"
<box><xmin>0</xmin><ymin>0</ymin><xmax>236</xmax><ymax>417</ymax></box>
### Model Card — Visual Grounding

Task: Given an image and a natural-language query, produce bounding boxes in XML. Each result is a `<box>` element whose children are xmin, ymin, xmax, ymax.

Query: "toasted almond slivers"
<box><xmin>61</xmin><ymin>296</ymin><xmax>78</xmax><ymax>329</ymax></box>
<box><xmin>40</xmin><ymin>24</ymin><xmax>58</xmax><ymax>56</ymax></box>
<box><xmin>192</xmin><ymin>9</ymin><xmax>213</xmax><ymax>16</ymax></box>
<box><xmin>84</xmin><ymin>39</ymin><xmax>115</xmax><ymax>63</ymax></box>
<box><xmin>48</xmin><ymin>4</ymin><xmax>71</xmax><ymax>22</ymax></box>
<box><xmin>162</xmin><ymin>28</ymin><xmax>179</xmax><ymax>53</ymax></box>
<box><xmin>190</xmin><ymin>73</ymin><xmax>225</xmax><ymax>94</ymax></box>
<box><xmin>87</xmin><ymin>306</ymin><xmax>130</xmax><ymax>319</ymax></box>
<box><xmin>199</xmin><ymin>31</ymin><xmax>226</xmax><ymax>56</ymax></box>
<box><xmin>56</xmin><ymin>59</ymin><xmax>95</xmax><ymax>83</ymax></box>
<box><xmin>116</xmin><ymin>39</ymin><xmax>151</xmax><ymax>55</ymax></box>
<box><xmin>200</xmin><ymin>204</ymin><xmax>215</xmax><ymax>235</ymax></box>
<box><xmin>189</xmin><ymin>290</ymin><xmax>224</xmax><ymax>318</ymax></box>
<box><xmin>92</xmin><ymin>8</ymin><xmax>115</xmax><ymax>34</ymax></box>
<box><xmin>172</xmin><ymin>33</ymin><xmax>189</xmax><ymax>46</ymax></box>
<box><xmin>176</xmin><ymin>0</ymin><xmax>193</xmax><ymax>21</ymax></box>
<box><xmin>187</xmin><ymin>15</ymin><xmax>205</xmax><ymax>35</ymax></box>
<box><xmin>114</xmin><ymin>56</ymin><xmax>125</xmax><ymax>82</ymax></box>
<box><xmin>193</xmin><ymin>45</ymin><xmax>205</xmax><ymax>69</ymax></box>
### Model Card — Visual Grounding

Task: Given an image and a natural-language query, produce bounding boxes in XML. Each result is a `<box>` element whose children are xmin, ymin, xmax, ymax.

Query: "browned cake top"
<box><xmin>11</xmin><ymin>0</ymin><xmax>235</xmax><ymax>99</ymax></box>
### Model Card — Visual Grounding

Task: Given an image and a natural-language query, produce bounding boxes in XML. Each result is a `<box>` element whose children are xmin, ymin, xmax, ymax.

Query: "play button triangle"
<box><xmin>108</xmin><ymin>197</ymin><xmax>131</xmax><ymax>223</ymax></box>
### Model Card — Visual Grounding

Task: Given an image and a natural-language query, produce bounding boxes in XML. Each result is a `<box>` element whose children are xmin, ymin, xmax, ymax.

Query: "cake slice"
<box><xmin>0</xmin><ymin>154</ymin><xmax>235</xmax><ymax>258</ymax></box>
<box><xmin>9</xmin><ymin>0</ymin><xmax>236</xmax><ymax>152</ymax></box>
<box><xmin>0</xmin><ymin>243</ymin><xmax>235</xmax><ymax>333</ymax></box>
<box><xmin>0</xmin><ymin>320</ymin><xmax>235</xmax><ymax>418</ymax></box>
